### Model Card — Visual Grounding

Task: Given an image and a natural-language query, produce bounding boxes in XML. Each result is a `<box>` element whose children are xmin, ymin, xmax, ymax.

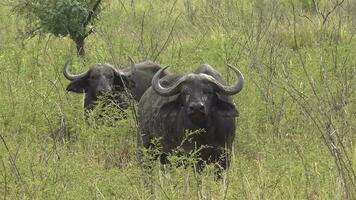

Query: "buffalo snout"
<box><xmin>95</xmin><ymin>86</ymin><xmax>112</xmax><ymax>96</ymax></box>
<box><xmin>188</xmin><ymin>102</ymin><xmax>205</xmax><ymax>114</ymax></box>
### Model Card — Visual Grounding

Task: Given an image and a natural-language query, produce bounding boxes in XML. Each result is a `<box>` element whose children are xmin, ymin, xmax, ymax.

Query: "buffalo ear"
<box><xmin>66</xmin><ymin>79</ymin><xmax>88</xmax><ymax>93</ymax></box>
<box><xmin>215</xmin><ymin>95</ymin><xmax>239</xmax><ymax>118</ymax></box>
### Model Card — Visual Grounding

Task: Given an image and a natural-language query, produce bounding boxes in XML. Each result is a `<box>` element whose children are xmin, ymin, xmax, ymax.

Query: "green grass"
<box><xmin>1</xmin><ymin>0</ymin><xmax>355</xmax><ymax>199</ymax></box>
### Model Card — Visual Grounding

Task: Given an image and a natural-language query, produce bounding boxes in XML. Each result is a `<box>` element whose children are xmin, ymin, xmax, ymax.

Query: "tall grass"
<box><xmin>0</xmin><ymin>0</ymin><xmax>355</xmax><ymax>199</ymax></box>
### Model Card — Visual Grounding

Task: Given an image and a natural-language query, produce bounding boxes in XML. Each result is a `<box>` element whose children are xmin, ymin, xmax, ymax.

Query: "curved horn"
<box><xmin>153</xmin><ymin>64</ymin><xmax>244</xmax><ymax>97</ymax></box>
<box><xmin>152</xmin><ymin>65</ymin><xmax>187</xmax><ymax>97</ymax></box>
<box><xmin>207</xmin><ymin>64</ymin><xmax>244</xmax><ymax>95</ymax></box>
<box><xmin>63</xmin><ymin>60</ymin><xmax>89</xmax><ymax>81</ymax></box>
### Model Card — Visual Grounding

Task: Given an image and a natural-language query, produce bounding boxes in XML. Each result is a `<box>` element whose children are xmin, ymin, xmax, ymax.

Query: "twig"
<box><xmin>312</xmin><ymin>0</ymin><xmax>345</xmax><ymax>25</ymax></box>
<box><xmin>84</xmin><ymin>0</ymin><xmax>102</xmax><ymax>27</ymax></box>
<box><xmin>1</xmin><ymin>157</ymin><xmax>7</xmax><ymax>200</ymax></box>
<box><xmin>153</xmin><ymin>14</ymin><xmax>180</xmax><ymax>62</ymax></box>
<box><xmin>117</xmin><ymin>0</ymin><xmax>128</xmax><ymax>14</ymax></box>
<box><xmin>0</xmin><ymin>133</ymin><xmax>32</xmax><ymax>198</ymax></box>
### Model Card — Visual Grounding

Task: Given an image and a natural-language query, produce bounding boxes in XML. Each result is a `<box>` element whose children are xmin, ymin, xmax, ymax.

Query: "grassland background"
<box><xmin>0</xmin><ymin>0</ymin><xmax>355</xmax><ymax>199</ymax></box>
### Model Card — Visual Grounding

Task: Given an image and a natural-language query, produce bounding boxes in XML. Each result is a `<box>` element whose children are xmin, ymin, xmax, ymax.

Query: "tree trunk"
<box><xmin>74</xmin><ymin>37</ymin><xmax>85</xmax><ymax>57</ymax></box>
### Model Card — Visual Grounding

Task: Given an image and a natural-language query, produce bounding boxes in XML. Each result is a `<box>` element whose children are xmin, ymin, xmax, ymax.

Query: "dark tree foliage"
<box><xmin>14</xmin><ymin>0</ymin><xmax>102</xmax><ymax>56</ymax></box>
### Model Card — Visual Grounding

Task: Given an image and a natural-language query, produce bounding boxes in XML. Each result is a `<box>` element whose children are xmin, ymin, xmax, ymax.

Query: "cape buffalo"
<box><xmin>137</xmin><ymin>64</ymin><xmax>244</xmax><ymax>172</ymax></box>
<box><xmin>63</xmin><ymin>60</ymin><xmax>167</xmax><ymax>114</ymax></box>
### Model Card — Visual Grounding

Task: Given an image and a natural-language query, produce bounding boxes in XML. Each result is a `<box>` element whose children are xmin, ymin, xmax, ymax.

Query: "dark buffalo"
<box><xmin>137</xmin><ymin>64</ymin><xmax>244</xmax><ymax>171</ymax></box>
<box><xmin>63</xmin><ymin>60</ymin><xmax>167</xmax><ymax>113</ymax></box>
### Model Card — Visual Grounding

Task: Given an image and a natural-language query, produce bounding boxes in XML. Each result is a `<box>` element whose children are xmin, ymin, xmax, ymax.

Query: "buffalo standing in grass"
<box><xmin>137</xmin><ymin>64</ymin><xmax>244</xmax><ymax>171</ymax></box>
<box><xmin>63</xmin><ymin>60</ymin><xmax>167</xmax><ymax>114</ymax></box>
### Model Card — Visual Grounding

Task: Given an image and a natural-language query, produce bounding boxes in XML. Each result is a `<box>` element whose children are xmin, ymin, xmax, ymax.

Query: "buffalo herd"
<box><xmin>63</xmin><ymin>59</ymin><xmax>244</xmax><ymax>173</ymax></box>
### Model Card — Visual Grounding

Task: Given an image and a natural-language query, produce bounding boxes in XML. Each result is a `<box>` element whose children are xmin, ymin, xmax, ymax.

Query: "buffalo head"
<box><xmin>63</xmin><ymin>61</ymin><xmax>133</xmax><ymax>111</ymax></box>
<box><xmin>151</xmin><ymin>64</ymin><xmax>244</xmax><ymax>122</ymax></box>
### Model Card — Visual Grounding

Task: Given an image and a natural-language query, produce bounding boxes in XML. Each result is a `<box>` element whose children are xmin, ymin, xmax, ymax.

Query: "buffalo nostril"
<box><xmin>188</xmin><ymin>102</ymin><xmax>205</xmax><ymax>113</ymax></box>
<box><xmin>196</xmin><ymin>102</ymin><xmax>204</xmax><ymax>111</ymax></box>
<box><xmin>189</xmin><ymin>106</ymin><xmax>195</xmax><ymax>111</ymax></box>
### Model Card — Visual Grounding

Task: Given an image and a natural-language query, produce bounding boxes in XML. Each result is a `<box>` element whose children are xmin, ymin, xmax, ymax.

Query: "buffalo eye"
<box><xmin>179</xmin><ymin>88</ymin><xmax>190</xmax><ymax>104</ymax></box>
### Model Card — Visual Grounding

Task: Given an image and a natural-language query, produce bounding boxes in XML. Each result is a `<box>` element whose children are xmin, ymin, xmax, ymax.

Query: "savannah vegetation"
<box><xmin>0</xmin><ymin>0</ymin><xmax>355</xmax><ymax>199</ymax></box>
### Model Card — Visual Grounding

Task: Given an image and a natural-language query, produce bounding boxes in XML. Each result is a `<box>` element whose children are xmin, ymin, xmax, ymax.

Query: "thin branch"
<box><xmin>1</xmin><ymin>157</ymin><xmax>8</xmax><ymax>200</ymax></box>
<box><xmin>322</xmin><ymin>0</ymin><xmax>345</xmax><ymax>25</ymax></box>
<box><xmin>84</xmin><ymin>0</ymin><xmax>102</xmax><ymax>27</ymax></box>
<box><xmin>84</xmin><ymin>27</ymin><xmax>95</xmax><ymax>39</ymax></box>
<box><xmin>0</xmin><ymin>133</ymin><xmax>32</xmax><ymax>198</ymax></box>
<box><xmin>153</xmin><ymin>14</ymin><xmax>180</xmax><ymax>62</ymax></box>
<box><xmin>117</xmin><ymin>0</ymin><xmax>128</xmax><ymax>14</ymax></box>
<box><xmin>312</xmin><ymin>0</ymin><xmax>345</xmax><ymax>25</ymax></box>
